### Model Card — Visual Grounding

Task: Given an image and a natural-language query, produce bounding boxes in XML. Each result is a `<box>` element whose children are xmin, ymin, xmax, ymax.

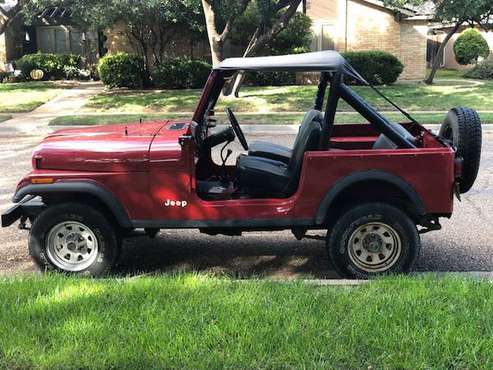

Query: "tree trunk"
<box><xmin>222</xmin><ymin>28</ymin><xmax>260</xmax><ymax>96</ymax></box>
<box><xmin>425</xmin><ymin>21</ymin><xmax>462</xmax><ymax>85</ymax></box>
<box><xmin>201</xmin><ymin>0</ymin><xmax>224</xmax><ymax>67</ymax></box>
<box><xmin>0</xmin><ymin>0</ymin><xmax>24</xmax><ymax>36</ymax></box>
<box><xmin>224</xmin><ymin>0</ymin><xmax>301</xmax><ymax>97</ymax></box>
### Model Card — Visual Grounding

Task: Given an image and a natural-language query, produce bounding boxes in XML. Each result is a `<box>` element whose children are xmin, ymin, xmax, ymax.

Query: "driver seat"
<box><xmin>247</xmin><ymin>109</ymin><xmax>323</xmax><ymax>163</ymax></box>
<box><xmin>236</xmin><ymin>119</ymin><xmax>322</xmax><ymax>197</ymax></box>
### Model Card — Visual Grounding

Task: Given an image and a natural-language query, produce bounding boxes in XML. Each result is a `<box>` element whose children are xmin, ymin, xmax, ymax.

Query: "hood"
<box><xmin>32</xmin><ymin>120</ymin><xmax>188</xmax><ymax>172</ymax></box>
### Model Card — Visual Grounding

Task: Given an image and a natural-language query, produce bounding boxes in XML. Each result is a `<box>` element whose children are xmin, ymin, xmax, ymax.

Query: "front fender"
<box><xmin>13</xmin><ymin>182</ymin><xmax>132</xmax><ymax>228</ymax></box>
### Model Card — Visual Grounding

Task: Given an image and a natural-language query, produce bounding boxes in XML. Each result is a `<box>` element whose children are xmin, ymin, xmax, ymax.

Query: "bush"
<box><xmin>246</xmin><ymin>71</ymin><xmax>296</xmax><ymax>86</ymax></box>
<box><xmin>464</xmin><ymin>60</ymin><xmax>493</xmax><ymax>80</ymax></box>
<box><xmin>98</xmin><ymin>53</ymin><xmax>145</xmax><ymax>89</ymax></box>
<box><xmin>342</xmin><ymin>51</ymin><xmax>404</xmax><ymax>85</ymax></box>
<box><xmin>152</xmin><ymin>58</ymin><xmax>211</xmax><ymax>89</ymax></box>
<box><xmin>16</xmin><ymin>53</ymin><xmax>83</xmax><ymax>80</ymax></box>
<box><xmin>454</xmin><ymin>29</ymin><xmax>490</xmax><ymax>65</ymax></box>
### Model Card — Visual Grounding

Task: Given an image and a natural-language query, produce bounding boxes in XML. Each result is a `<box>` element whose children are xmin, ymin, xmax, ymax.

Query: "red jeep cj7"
<box><xmin>1</xmin><ymin>51</ymin><xmax>482</xmax><ymax>278</ymax></box>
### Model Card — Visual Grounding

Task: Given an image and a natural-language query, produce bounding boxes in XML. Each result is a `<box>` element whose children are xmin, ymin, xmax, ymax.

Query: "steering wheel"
<box><xmin>226</xmin><ymin>108</ymin><xmax>249</xmax><ymax>150</ymax></box>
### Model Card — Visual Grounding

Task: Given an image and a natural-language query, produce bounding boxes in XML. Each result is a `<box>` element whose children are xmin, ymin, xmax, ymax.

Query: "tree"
<box><xmin>453</xmin><ymin>28</ymin><xmax>490</xmax><ymax>65</ymax></box>
<box><xmin>201</xmin><ymin>0</ymin><xmax>303</xmax><ymax>96</ymax></box>
<box><xmin>227</xmin><ymin>6</ymin><xmax>311</xmax><ymax>96</ymax></box>
<box><xmin>22</xmin><ymin>0</ymin><xmax>204</xmax><ymax>84</ymax></box>
<box><xmin>384</xmin><ymin>0</ymin><xmax>493</xmax><ymax>84</ymax></box>
<box><xmin>202</xmin><ymin>0</ymin><xmax>302</xmax><ymax>64</ymax></box>
<box><xmin>0</xmin><ymin>0</ymin><xmax>27</xmax><ymax>36</ymax></box>
<box><xmin>201</xmin><ymin>0</ymin><xmax>251</xmax><ymax>66</ymax></box>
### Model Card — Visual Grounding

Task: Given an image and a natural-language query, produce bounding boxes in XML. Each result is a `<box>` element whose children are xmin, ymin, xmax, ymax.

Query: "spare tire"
<box><xmin>439</xmin><ymin>107</ymin><xmax>482</xmax><ymax>193</ymax></box>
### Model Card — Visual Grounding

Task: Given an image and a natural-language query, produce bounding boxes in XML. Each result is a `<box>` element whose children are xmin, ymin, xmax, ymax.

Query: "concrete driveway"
<box><xmin>1</xmin><ymin>116</ymin><xmax>492</xmax><ymax>278</ymax></box>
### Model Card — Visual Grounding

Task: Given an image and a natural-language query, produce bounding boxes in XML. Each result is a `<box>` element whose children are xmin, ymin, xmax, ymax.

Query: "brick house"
<box><xmin>304</xmin><ymin>0</ymin><xmax>431</xmax><ymax>80</ymax></box>
<box><xmin>428</xmin><ymin>24</ymin><xmax>493</xmax><ymax>70</ymax></box>
<box><xmin>1</xmin><ymin>0</ymin><xmax>431</xmax><ymax>81</ymax></box>
<box><xmin>0</xmin><ymin>5</ymin><xmax>99</xmax><ymax>71</ymax></box>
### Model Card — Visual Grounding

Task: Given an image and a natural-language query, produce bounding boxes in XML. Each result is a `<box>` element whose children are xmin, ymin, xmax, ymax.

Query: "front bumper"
<box><xmin>1</xmin><ymin>196</ymin><xmax>46</xmax><ymax>227</ymax></box>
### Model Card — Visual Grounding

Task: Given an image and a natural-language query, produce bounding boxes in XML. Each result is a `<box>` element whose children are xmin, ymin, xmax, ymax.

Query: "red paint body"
<box><xmin>18</xmin><ymin>118</ymin><xmax>455</xmax><ymax>225</ymax></box>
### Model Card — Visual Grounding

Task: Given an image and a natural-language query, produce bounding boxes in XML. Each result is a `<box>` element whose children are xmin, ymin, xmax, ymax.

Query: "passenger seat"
<box><xmin>248</xmin><ymin>110</ymin><xmax>323</xmax><ymax>163</ymax></box>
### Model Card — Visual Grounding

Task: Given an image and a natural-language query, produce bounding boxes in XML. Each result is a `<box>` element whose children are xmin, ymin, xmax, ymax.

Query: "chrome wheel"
<box><xmin>46</xmin><ymin>221</ymin><xmax>99</xmax><ymax>272</ymax></box>
<box><xmin>348</xmin><ymin>222</ymin><xmax>401</xmax><ymax>273</ymax></box>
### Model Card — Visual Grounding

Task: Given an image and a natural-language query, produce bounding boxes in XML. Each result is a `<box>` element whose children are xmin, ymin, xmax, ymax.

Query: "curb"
<box><xmin>287</xmin><ymin>272</ymin><xmax>493</xmax><ymax>286</ymax></box>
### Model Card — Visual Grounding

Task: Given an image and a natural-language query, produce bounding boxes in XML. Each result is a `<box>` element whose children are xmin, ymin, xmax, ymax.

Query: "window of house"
<box><xmin>37</xmin><ymin>26</ymin><xmax>84</xmax><ymax>54</ymax></box>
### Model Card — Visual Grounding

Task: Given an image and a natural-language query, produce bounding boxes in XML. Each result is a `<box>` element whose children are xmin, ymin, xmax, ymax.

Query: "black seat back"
<box><xmin>292</xmin><ymin>110</ymin><xmax>322</xmax><ymax>150</ymax></box>
<box><xmin>285</xmin><ymin>118</ymin><xmax>322</xmax><ymax>194</ymax></box>
<box><xmin>373</xmin><ymin>123</ymin><xmax>417</xmax><ymax>149</ymax></box>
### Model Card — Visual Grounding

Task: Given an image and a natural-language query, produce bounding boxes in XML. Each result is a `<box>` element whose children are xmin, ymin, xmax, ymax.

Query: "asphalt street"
<box><xmin>1</xmin><ymin>127</ymin><xmax>492</xmax><ymax>278</ymax></box>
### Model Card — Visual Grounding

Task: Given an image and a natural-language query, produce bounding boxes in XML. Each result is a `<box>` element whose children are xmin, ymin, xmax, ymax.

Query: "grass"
<box><xmin>428</xmin><ymin>68</ymin><xmax>465</xmax><ymax>79</ymax></box>
<box><xmin>1</xmin><ymin>274</ymin><xmax>493</xmax><ymax>369</ymax></box>
<box><xmin>50</xmin><ymin>111</ymin><xmax>493</xmax><ymax>126</ymax></box>
<box><xmin>0</xmin><ymin>81</ymin><xmax>71</xmax><ymax>113</ymax></box>
<box><xmin>0</xmin><ymin>114</ymin><xmax>12</xmax><ymax>123</ymax></box>
<box><xmin>84</xmin><ymin>77</ymin><xmax>493</xmax><ymax>115</ymax></box>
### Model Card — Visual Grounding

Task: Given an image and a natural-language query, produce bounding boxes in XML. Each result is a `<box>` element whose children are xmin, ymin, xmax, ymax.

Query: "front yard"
<box><xmin>54</xmin><ymin>76</ymin><xmax>492</xmax><ymax>126</ymax></box>
<box><xmin>0</xmin><ymin>82</ymin><xmax>73</xmax><ymax>113</ymax></box>
<box><xmin>83</xmin><ymin>78</ymin><xmax>493</xmax><ymax>114</ymax></box>
<box><xmin>1</xmin><ymin>274</ymin><xmax>493</xmax><ymax>369</ymax></box>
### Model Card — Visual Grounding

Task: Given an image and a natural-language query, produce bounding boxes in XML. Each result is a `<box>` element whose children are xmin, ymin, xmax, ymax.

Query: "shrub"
<box><xmin>342</xmin><ymin>51</ymin><xmax>404</xmax><ymax>85</ymax></box>
<box><xmin>98</xmin><ymin>53</ymin><xmax>145</xmax><ymax>89</ymax></box>
<box><xmin>464</xmin><ymin>60</ymin><xmax>493</xmax><ymax>80</ymax></box>
<box><xmin>16</xmin><ymin>53</ymin><xmax>83</xmax><ymax>80</ymax></box>
<box><xmin>454</xmin><ymin>29</ymin><xmax>490</xmax><ymax>65</ymax></box>
<box><xmin>152</xmin><ymin>58</ymin><xmax>211</xmax><ymax>89</ymax></box>
<box><xmin>246</xmin><ymin>71</ymin><xmax>296</xmax><ymax>86</ymax></box>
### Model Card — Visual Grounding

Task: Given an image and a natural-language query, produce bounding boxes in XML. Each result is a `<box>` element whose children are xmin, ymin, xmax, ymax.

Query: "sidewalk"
<box><xmin>0</xmin><ymin>81</ymin><xmax>103</xmax><ymax>138</ymax></box>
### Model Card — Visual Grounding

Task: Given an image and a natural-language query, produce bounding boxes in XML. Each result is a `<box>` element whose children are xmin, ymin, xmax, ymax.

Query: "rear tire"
<box><xmin>29</xmin><ymin>203</ymin><xmax>120</xmax><ymax>276</ymax></box>
<box><xmin>439</xmin><ymin>107</ymin><xmax>482</xmax><ymax>193</ymax></box>
<box><xmin>327</xmin><ymin>203</ymin><xmax>420</xmax><ymax>279</ymax></box>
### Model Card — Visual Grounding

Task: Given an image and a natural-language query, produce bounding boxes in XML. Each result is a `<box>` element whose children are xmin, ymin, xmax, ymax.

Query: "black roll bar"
<box><xmin>319</xmin><ymin>71</ymin><xmax>342</xmax><ymax>150</ymax></box>
<box><xmin>339</xmin><ymin>83</ymin><xmax>417</xmax><ymax>149</ymax></box>
<box><xmin>314</xmin><ymin>72</ymin><xmax>329</xmax><ymax>110</ymax></box>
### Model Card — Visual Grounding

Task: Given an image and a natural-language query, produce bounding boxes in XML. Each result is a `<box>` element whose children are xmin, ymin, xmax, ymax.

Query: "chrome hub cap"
<box><xmin>46</xmin><ymin>221</ymin><xmax>98</xmax><ymax>272</ymax></box>
<box><xmin>348</xmin><ymin>222</ymin><xmax>401</xmax><ymax>273</ymax></box>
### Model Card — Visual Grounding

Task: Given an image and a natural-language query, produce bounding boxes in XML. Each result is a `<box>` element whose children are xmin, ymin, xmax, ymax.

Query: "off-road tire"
<box><xmin>29</xmin><ymin>203</ymin><xmax>120</xmax><ymax>276</ymax></box>
<box><xmin>439</xmin><ymin>107</ymin><xmax>482</xmax><ymax>193</ymax></box>
<box><xmin>327</xmin><ymin>203</ymin><xmax>420</xmax><ymax>279</ymax></box>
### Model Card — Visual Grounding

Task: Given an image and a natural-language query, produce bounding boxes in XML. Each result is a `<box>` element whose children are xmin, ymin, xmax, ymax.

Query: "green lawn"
<box><xmin>0</xmin><ymin>114</ymin><xmax>12</xmax><ymax>123</ymax></box>
<box><xmin>84</xmin><ymin>78</ymin><xmax>493</xmax><ymax>114</ymax></box>
<box><xmin>428</xmin><ymin>68</ymin><xmax>465</xmax><ymax>79</ymax></box>
<box><xmin>0</xmin><ymin>82</ymin><xmax>71</xmax><ymax>113</ymax></box>
<box><xmin>1</xmin><ymin>274</ymin><xmax>493</xmax><ymax>369</ymax></box>
<box><xmin>50</xmin><ymin>111</ymin><xmax>493</xmax><ymax>126</ymax></box>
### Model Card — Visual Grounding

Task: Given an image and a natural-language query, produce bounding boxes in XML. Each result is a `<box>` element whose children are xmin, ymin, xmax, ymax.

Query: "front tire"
<box><xmin>29</xmin><ymin>203</ymin><xmax>120</xmax><ymax>276</ymax></box>
<box><xmin>327</xmin><ymin>203</ymin><xmax>420</xmax><ymax>279</ymax></box>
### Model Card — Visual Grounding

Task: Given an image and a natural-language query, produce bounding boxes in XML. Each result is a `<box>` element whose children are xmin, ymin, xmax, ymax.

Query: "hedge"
<box><xmin>98</xmin><ymin>53</ymin><xmax>145</xmax><ymax>89</ymax></box>
<box><xmin>464</xmin><ymin>60</ymin><xmax>493</xmax><ymax>80</ymax></box>
<box><xmin>342</xmin><ymin>51</ymin><xmax>404</xmax><ymax>85</ymax></box>
<box><xmin>152</xmin><ymin>58</ymin><xmax>211</xmax><ymax>89</ymax></box>
<box><xmin>246</xmin><ymin>71</ymin><xmax>297</xmax><ymax>86</ymax></box>
<box><xmin>16</xmin><ymin>53</ymin><xmax>84</xmax><ymax>80</ymax></box>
